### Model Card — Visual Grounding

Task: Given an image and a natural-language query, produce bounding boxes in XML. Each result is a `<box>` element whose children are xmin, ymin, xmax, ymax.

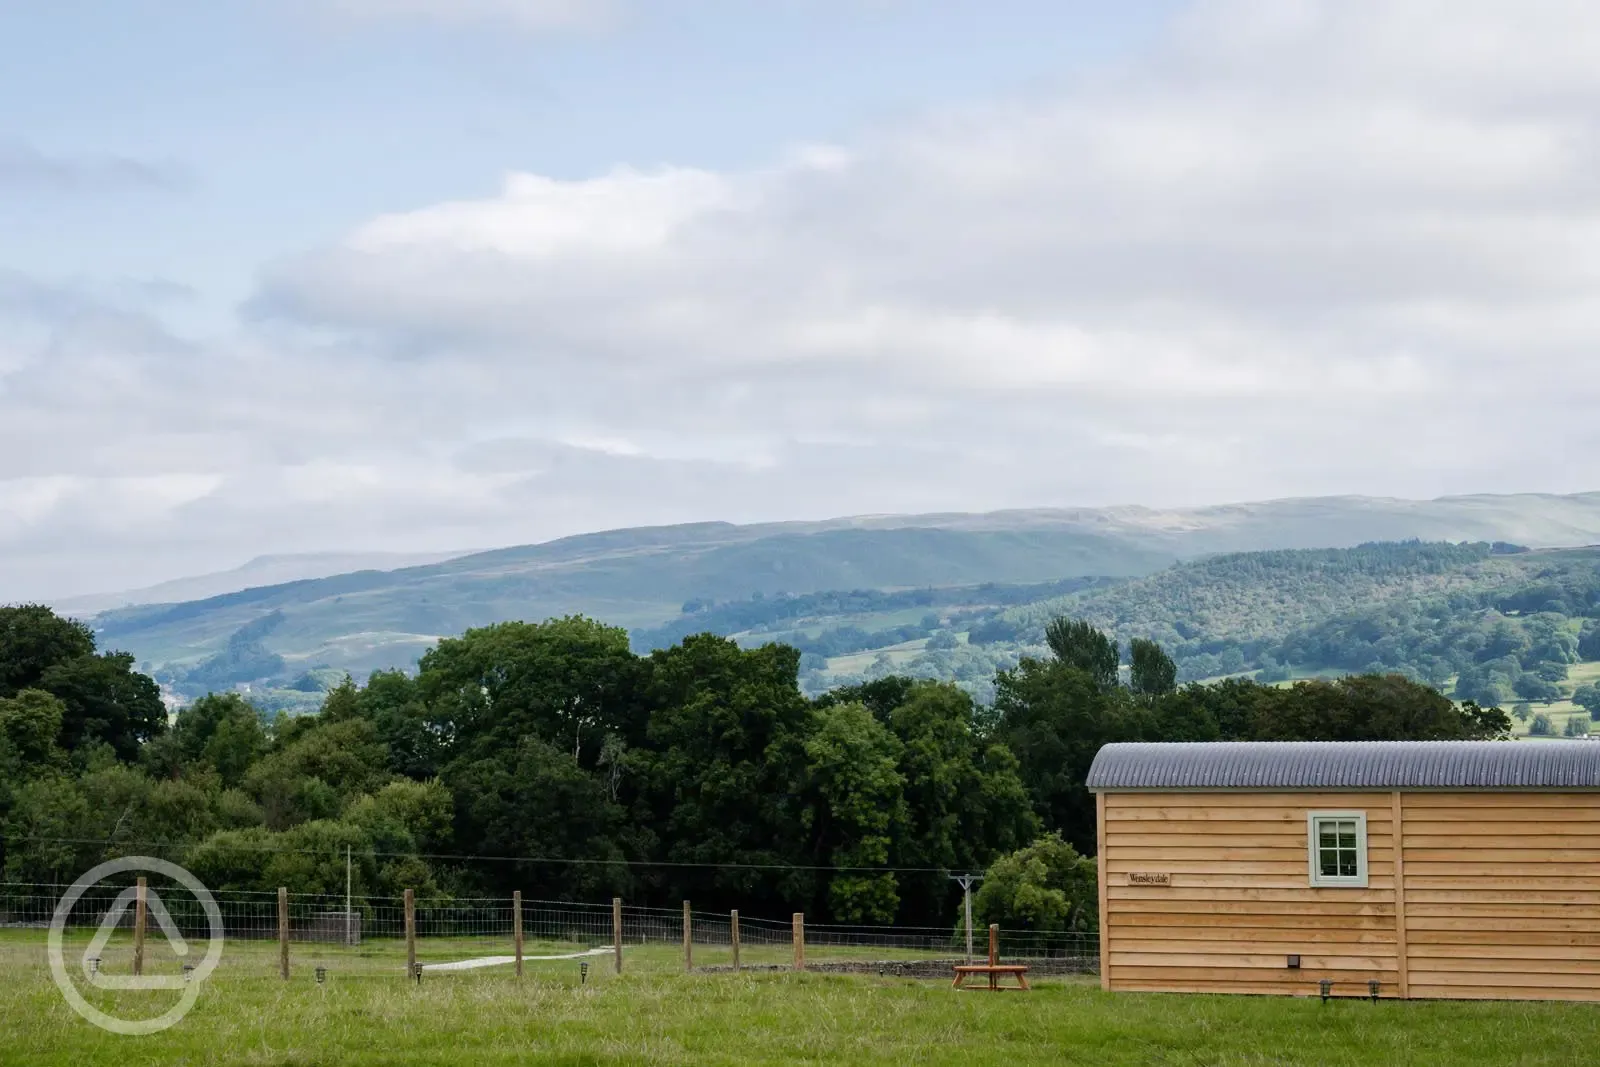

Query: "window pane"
<box><xmin>1338</xmin><ymin>830</ymin><xmax>1357</xmax><ymax>850</ymax></box>
<box><xmin>1338</xmin><ymin>850</ymin><xmax>1357</xmax><ymax>877</ymax></box>
<box><xmin>1320</xmin><ymin>853</ymin><xmax>1338</xmax><ymax>876</ymax></box>
<box><xmin>1320</xmin><ymin>826</ymin><xmax>1338</xmax><ymax>849</ymax></box>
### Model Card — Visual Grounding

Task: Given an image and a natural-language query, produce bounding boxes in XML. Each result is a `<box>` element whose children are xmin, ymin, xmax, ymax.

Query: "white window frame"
<box><xmin>1307</xmin><ymin>811</ymin><xmax>1369</xmax><ymax>888</ymax></box>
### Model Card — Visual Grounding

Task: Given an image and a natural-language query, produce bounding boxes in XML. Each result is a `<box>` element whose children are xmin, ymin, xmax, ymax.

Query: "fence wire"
<box><xmin>0</xmin><ymin>883</ymin><xmax>1098</xmax><ymax>981</ymax></box>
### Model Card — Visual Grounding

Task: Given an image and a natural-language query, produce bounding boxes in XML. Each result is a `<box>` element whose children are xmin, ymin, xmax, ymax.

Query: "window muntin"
<box><xmin>1307</xmin><ymin>811</ymin><xmax>1368</xmax><ymax>887</ymax></box>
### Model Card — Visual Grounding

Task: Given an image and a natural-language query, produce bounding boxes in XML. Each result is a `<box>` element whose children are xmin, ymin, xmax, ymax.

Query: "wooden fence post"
<box><xmin>612</xmin><ymin>897</ymin><xmax>623</xmax><ymax>975</ymax></box>
<box><xmin>730</xmin><ymin>910</ymin><xmax>741</xmax><ymax>973</ymax></box>
<box><xmin>404</xmin><ymin>889</ymin><xmax>416</xmax><ymax>980</ymax></box>
<box><xmin>133</xmin><ymin>877</ymin><xmax>147</xmax><ymax>978</ymax></box>
<box><xmin>278</xmin><ymin>886</ymin><xmax>290</xmax><ymax>980</ymax></box>
<box><xmin>988</xmin><ymin>923</ymin><xmax>998</xmax><ymax>968</ymax></box>
<box><xmin>793</xmin><ymin>913</ymin><xmax>805</xmax><ymax>972</ymax></box>
<box><xmin>682</xmin><ymin>900</ymin><xmax>692</xmax><ymax>973</ymax></box>
<box><xmin>513</xmin><ymin>890</ymin><xmax>523</xmax><ymax>979</ymax></box>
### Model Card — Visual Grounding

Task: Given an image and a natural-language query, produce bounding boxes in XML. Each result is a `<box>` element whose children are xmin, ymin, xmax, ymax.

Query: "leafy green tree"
<box><xmin>1564</xmin><ymin>716</ymin><xmax>1588</xmax><ymax>737</ymax></box>
<box><xmin>635</xmin><ymin>636</ymin><xmax>813</xmax><ymax>908</ymax></box>
<box><xmin>1043</xmin><ymin>619</ymin><xmax>1119</xmax><ymax>689</ymax></box>
<box><xmin>1514</xmin><ymin>675</ymin><xmax>1562</xmax><ymax>703</ymax></box>
<box><xmin>0</xmin><ymin>689</ymin><xmax>70</xmax><ymax>771</ymax></box>
<box><xmin>993</xmin><ymin>659</ymin><xmax>1142</xmax><ymax>852</ymax></box>
<box><xmin>447</xmin><ymin>737</ymin><xmax>628</xmax><ymax>899</ymax></box>
<box><xmin>0</xmin><ymin>606</ymin><xmax>94</xmax><ymax>696</ymax></box>
<box><xmin>417</xmin><ymin>617</ymin><xmax>644</xmax><ymax>767</ymax></box>
<box><xmin>1573</xmin><ymin>684</ymin><xmax>1600</xmax><ymax>720</ymax></box>
<box><xmin>1250</xmin><ymin>675</ymin><xmax>1509</xmax><ymax>741</ymax></box>
<box><xmin>1512</xmin><ymin>703</ymin><xmax>1532</xmax><ymax>724</ymax></box>
<box><xmin>37</xmin><ymin>652</ymin><xmax>166</xmax><ymax>760</ymax></box>
<box><xmin>1129</xmin><ymin>638</ymin><xmax>1178</xmax><ymax>698</ymax></box>
<box><xmin>1530</xmin><ymin>712</ymin><xmax>1555</xmax><ymax>736</ymax></box>
<box><xmin>1580</xmin><ymin>627</ymin><xmax>1600</xmax><ymax>662</ymax></box>
<box><xmin>968</xmin><ymin>833</ymin><xmax>1098</xmax><ymax>934</ymax></box>
<box><xmin>802</xmin><ymin>701</ymin><xmax>906</xmax><ymax>922</ymax></box>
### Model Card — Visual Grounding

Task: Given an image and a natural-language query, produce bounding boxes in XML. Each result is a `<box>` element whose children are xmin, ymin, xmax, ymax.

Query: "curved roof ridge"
<box><xmin>1086</xmin><ymin>740</ymin><xmax>1600</xmax><ymax>791</ymax></box>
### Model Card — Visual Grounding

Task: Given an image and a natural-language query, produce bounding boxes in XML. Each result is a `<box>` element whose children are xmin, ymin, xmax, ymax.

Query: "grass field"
<box><xmin>6</xmin><ymin>933</ymin><xmax>1600</xmax><ymax>1066</ymax></box>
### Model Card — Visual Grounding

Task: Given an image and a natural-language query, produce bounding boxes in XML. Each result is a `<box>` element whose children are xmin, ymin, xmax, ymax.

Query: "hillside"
<box><xmin>68</xmin><ymin>491</ymin><xmax>1600</xmax><ymax>710</ymax></box>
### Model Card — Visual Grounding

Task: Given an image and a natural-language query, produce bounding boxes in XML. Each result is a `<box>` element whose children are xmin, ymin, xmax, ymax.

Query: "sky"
<box><xmin>2</xmin><ymin>0</ymin><xmax>1598</xmax><ymax>601</ymax></box>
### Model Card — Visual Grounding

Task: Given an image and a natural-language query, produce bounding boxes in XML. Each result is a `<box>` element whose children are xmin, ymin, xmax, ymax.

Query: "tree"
<box><xmin>1128</xmin><ymin>638</ymin><xmax>1177</xmax><ymax>699</ymax></box>
<box><xmin>1512</xmin><ymin>703</ymin><xmax>1532</xmax><ymax>724</ymax></box>
<box><xmin>1572</xmin><ymin>684</ymin><xmax>1600</xmax><ymax>719</ymax></box>
<box><xmin>0</xmin><ymin>606</ymin><xmax>94</xmax><ymax>696</ymax></box>
<box><xmin>1580</xmin><ymin>627</ymin><xmax>1600</xmax><ymax>662</ymax></box>
<box><xmin>968</xmin><ymin>833</ymin><xmax>1098</xmax><ymax>934</ymax></box>
<box><xmin>1565</xmin><ymin>716</ymin><xmax>1589</xmax><ymax>737</ymax></box>
<box><xmin>1513</xmin><ymin>674</ymin><xmax>1563</xmax><ymax>704</ymax></box>
<box><xmin>1043</xmin><ymin>619</ymin><xmax>1119</xmax><ymax>689</ymax></box>
<box><xmin>801</xmin><ymin>702</ymin><xmax>906</xmax><ymax>923</ymax></box>
<box><xmin>0</xmin><ymin>690</ymin><xmax>69</xmax><ymax>771</ymax></box>
<box><xmin>1249</xmin><ymin>675</ymin><xmax>1509</xmax><ymax>742</ymax></box>
<box><xmin>993</xmin><ymin>658</ymin><xmax>1142</xmax><ymax>852</ymax></box>
<box><xmin>38</xmin><ymin>652</ymin><xmax>167</xmax><ymax>760</ymax></box>
<box><xmin>1530</xmin><ymin>712</ymin><xmax>1555</xmax><ymax>736</ymax></box>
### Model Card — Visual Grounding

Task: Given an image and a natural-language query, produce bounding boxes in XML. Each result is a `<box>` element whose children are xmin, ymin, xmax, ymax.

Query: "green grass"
<box><xmin>6</xmin><ymin>934</ymin><xmax>1600</xmax><ymax>1065</ymax></box>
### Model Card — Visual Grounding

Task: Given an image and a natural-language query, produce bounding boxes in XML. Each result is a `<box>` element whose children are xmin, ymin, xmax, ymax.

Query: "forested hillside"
<box><xmin>68</xmin><ymin>492</ymin><xmax>1600</xmax><ymax>711</ymax></box>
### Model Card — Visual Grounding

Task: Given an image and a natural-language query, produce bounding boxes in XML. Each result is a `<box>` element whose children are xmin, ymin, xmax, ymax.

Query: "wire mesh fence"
<box><xmin>0</xmin><ymin>882</ymin><xmax>1099</xmax><ymax>983</ymax></box>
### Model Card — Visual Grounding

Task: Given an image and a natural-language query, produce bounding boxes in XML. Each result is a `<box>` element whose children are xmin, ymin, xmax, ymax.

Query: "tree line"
<box><xmin>0</xmin><ymin>603</ymin><xmax>1507</xmax><ymax>928</ymax></box>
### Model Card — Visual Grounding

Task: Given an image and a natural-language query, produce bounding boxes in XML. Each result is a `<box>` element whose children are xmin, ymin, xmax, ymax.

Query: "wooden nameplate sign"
<box><xmin>1127</xmin><ymin>872</ymin><xmax>1171</xmax><ymax>886</ymax></box>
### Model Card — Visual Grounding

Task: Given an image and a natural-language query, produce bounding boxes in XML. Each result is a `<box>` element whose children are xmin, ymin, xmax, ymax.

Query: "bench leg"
<box><xmin>952</xmin><ymin>973</ymin><xmax>963</xmax><ymax>989</ymax></box>
<box><xmin>1015</xmin><ymin>973</ymin><xmax>1031</xmax><ymax>991</ymax></box>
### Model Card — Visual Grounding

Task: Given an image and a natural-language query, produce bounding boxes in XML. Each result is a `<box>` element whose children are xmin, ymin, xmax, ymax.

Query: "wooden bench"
<box><xmin>952</xmin><ymin>964</ymin><xmax>1031</xmax><ymax>991</ymax></box>
<box><xmin>952</xmin><ymin>924</ymin><xmax>1031</xmax><ymax>991</ymax></box>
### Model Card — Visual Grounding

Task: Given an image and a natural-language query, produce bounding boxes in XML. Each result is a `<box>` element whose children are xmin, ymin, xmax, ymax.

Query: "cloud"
<box><xmin>0</xmin><ymin>139</ymin><xmax>188</xmax><ymax>194</ymax></box>
<box><xmin>7</xmin><ymin>0</ymin><xmax>1600</xmax><ymax>599</ymax></box>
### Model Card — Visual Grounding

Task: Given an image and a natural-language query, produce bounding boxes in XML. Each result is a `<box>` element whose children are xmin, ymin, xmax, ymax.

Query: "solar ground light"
<box><xmin>316</xmin><ymin>966</ymin><xmax>327</xmax><ymax>985</ymax></box>
<box><xmin>580</xmin><ymin>961</ymin><xmax>589</xmax><ymax>984</ymax></box>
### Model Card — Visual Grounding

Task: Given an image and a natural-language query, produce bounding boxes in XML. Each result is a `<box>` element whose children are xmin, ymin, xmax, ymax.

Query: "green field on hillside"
<box><xmin>7</xmin><ymin>944</ymin><xmax>1600</xmax><ymax>1067</ymax></box>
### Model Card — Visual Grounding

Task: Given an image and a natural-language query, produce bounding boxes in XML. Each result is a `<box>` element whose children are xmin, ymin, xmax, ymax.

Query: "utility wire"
<box><xmin>0</xmin><ymin>834</ymin><xmax>974</xmax><ymax>876</ymax></box>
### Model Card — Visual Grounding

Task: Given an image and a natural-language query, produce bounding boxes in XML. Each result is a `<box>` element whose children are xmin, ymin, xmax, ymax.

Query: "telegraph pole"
<box><xmin>950</xmin><ymin>873</ymin><xmax>983</xmax><ymax>964</ymax></box>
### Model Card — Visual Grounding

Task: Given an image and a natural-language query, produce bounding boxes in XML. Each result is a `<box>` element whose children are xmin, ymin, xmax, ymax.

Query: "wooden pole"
<box><xmin>278</xmin><ymin>886</ymin><xmax>290</xmax><ymax>980</ymax></box>
<box><xmin>513</xmin><ymin>891</ymin><xmax>524</xmax><ymax>979</ymax></box>
<box><xmin>792</xmin><ymin>912</ymin><xmax>805</xmax><ymax>972</ymax></box>
<box><xmin>133</xmin><ymin>877</ymin><xmax>147</xmax><ymax>978</ymax></box>
<box><xmin>988</xmin><ymin>924</ymin><xmax>999</xmax><ymax>992</ymax></box>
<box><xmin>612</xmin><ymin>897</ymin><xmax>623</xmax><ymax>975</ymax></box>
<box><xmin>1392</xmin><ymin>791</ymin><xmax>1409</xmax><ymax>1000</ymax></box>
<box><xmin>404</xmin><ymin>889</ymin><xmax>416</xmax><ymax>980</ymax></box>
<box><xmin>1096</xmin><ymin>791</ymin><xmax>1111</xmax><ymax>991</ymax></box>
<box><xmin>730</xmin><ymin>910</ymin><xmax>741</xmax><ymax>973</ymax></box>
<box><xmin>682</xmin><ymin>900</ymin><xmax>692</xmax><ymax>973</ymax></box>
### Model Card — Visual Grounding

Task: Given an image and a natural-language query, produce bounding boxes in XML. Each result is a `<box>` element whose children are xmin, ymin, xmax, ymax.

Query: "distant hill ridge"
<box><xmin>69</xmin><ymin>491</ymin><xmax>1600</xmax><ymax>707</ymax></box>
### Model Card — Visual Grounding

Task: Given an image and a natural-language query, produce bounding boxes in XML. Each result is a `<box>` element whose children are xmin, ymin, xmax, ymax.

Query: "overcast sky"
<box><xmin>3</xmin><ymin>0</ymin><xmax>1599</xmax><ymax>601</ymax></box>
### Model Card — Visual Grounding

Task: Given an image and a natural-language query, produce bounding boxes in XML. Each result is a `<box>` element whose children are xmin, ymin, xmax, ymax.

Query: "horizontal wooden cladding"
<box><xmin>1108</xmin><ymin>793</ymin><xmax>1395</xmax><ymax>809</ymax></box>
<box><xmin>1404</xmin><ymin>822</ymin><xmax>1600</xmax><ymax>838</ymax></box>
<box><xmin>1113</xmin><ymin>900</ymin><xmax>1393</xmax><ymax>917</ymax></box>
<box><xmin>1405</xmin><ymin>875</ymin><xmax>1600</xmax><ymax>890</ymax></box>
<box><xmin>1115</xmin><ymin>966</ymin><xmax>1399</xmax><ymax>986</ymax></box>
<box><xmin>1108</xmin><ymin>886</ymin><xmax>1395</xmax><ymax>904</ymax></box>
<box><xmin>1409</xmin><ymin>903</ymin><xmax>1600</xmax><ymax>920</ymax></box>
<box><xmin>1407</xmin><ymin>985</ymin><xmax>1600</xmax><ymax>1003</ymax></box>
<box><xmin>1110</xmin><ymin>913</ymin><xmax>1396</xmax><ymax>932</ymax></box>
<box><xmin>1106</xmin><ymin>845</ymin><xmax>1389</xmax><ymax>864</ymax></box>
<box><xmin>1113</xmin><ymin>935</ymin><xmax>1396</xmax><ymax>955</ymax></box>
<box><xmin>1408</xmin><ymin>916</ymin><xmax>1600</xmax><ymax>933</ymax></box>
<box><xmin>1111</xmin><ymin>832</ymin><xmax>1367</xmax><ymax>849</ymax></box>
<box><xmin>1106</xmin><ymin>860</ymin><xmax>1394</xmax><ymax>878</ymax></box>
<box><xmin>1405</xmin><ymin>861</ymin><xmax>1600</xmax><ymax>878</ymax></box>
<box><xmin>1406</xmin><ymin>847</ymin><xmax>1600</xmax><ymax>862</ymax></box>
<box><xmin>1112</xmin><ymin>927</ymin><xmax>1398</xmax><ymax>946</ymax></box>
<box><xmin>1406</xmin><ymin>888</ymin><xmax>1600</xmax><ymax>905</ymax></box>
<box><xmin>1407</xmin><ymin>952</ymin><xmax>1600</xmax><ymax>972</ymax></box>
<box><xmin>1113</xmin><ymin>980</ymin><xmax>1397</xmax><ymax>998</ymax></box>
<box><xmin>1409</xmin><ymin>970</ymin><xmax>1600</xmax><ymax>992</ymax></box>
<box><xmin>1401</xmin><ymin>793</ymin><xmax>1600</xmax><ymax>809</ymax></box>
<box><xmin>1407</xmin><ymin>928</ymin><xmax>1600</xmax><ymax>948</ymax></box>
<box><xmin>1111</xmin><ymin>952</ymin><xmax>1395</xmax><ymax>972</ymax></box>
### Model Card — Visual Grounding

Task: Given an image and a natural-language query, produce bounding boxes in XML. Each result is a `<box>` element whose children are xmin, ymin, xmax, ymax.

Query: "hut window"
<box><xmin>1307</xmin><ymin>812</ymin><xmax>1368</xmax><ymax>887</ymax></box>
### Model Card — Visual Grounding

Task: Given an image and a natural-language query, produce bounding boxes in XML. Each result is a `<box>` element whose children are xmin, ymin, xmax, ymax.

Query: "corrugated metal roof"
<box><xmin>1086</xmin><ymin>741</ymin><xmax>1600</xmax><ymax>791</ymax></box>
